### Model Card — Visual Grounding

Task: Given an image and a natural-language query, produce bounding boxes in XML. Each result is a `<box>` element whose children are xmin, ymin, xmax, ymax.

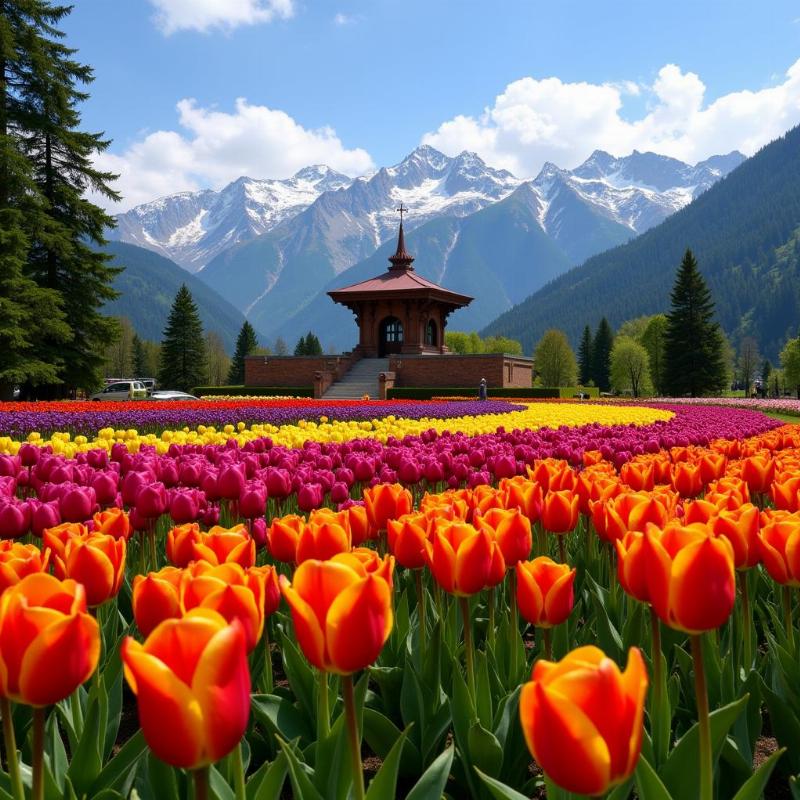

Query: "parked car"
<box><xmin>90</xmin><ymin>381</ymin><xmax>148</xmax><ymax>401</ymax></box>
<box><xmin>149</xmin><ymin>391</ymin><xmax>199</xmax><ymax>401</ymax></box>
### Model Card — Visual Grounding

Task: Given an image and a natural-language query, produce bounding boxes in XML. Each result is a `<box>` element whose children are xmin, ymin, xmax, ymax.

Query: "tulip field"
<box><xmin>2</xmin><ymin>398</ymin><xmax>800</xmax><ymax>799</ymax></box>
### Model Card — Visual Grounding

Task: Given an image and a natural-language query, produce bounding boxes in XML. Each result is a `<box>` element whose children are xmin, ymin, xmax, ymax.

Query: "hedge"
<box><xmin>192</xmin><ymin>385</ymin><xmax>314</xmax><ymax>398</ymax></box>
<box><xmin>387</xmin><ymin>386</ymin><xmax>599</xmax><ymax>400</ymax></box>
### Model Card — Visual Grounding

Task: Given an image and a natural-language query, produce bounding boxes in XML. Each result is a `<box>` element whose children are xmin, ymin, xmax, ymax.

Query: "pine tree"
<box><xmin>227</xmin><ymin>321</ymin><xmax>258</xmax><ymax>384</ymax></box>
<box><xmin>0</xmin><ymin>0</ymin><xmax>71</xmax><ymax>398</ymax></box>
<box><xmin>294</xmin><ymin>335</ymin><xmax>307</xmax><ymax>356</ymax></box>
<box><xmin>591</xmin><ymin>318</ymin><xmax>614</xmax><ymax>392</ymax></box>
<box><xmin>132</xmin><ymin>333</ymin><xmax>147</xmax><ymax>377</ymax></box>
<box><xmin>305</xmin><ymin>332</ymin><xmax>323</xmax><ymax>356</ymax></box>
<box><xmin>663</xmin><ymin>249</ymin><xmax>728</xmax><ymax>396</ymax></box>
<box><xmin>578</xmin><ymin>325</ymin><xmax>593</xmax><ymax>385</ymax></box>
<box><xmin>158</xmin><ymin>285</ymin><xmax>207</xmax><ymax>393</ymax></box>
<box><xmin>17</xmin><ymin>2</ymin><xmax>120</xmax><ymax>397</ymax></box>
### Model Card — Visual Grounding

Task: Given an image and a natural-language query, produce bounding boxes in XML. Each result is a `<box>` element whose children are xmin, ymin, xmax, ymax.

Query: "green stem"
<box><xmin>414</xmin><ymin>570</ymin><xmax>426</xmax><ymax>664</ymax></box>
<box><xmin>194</xmin><ymin>765</ymin><xmax>209</xmax><ymax>800</ymax></box>
<box><xmin>739</xmin><ymin>571</ymin><xmax>753</xmax><ymax>669</ymax></box>
<box><xmin>487</xmin><ymin>587</ymin><xmax>496</xmax><ymax>650</ymax></box>
<box><xmin>650</xmin><ymin>607</ymin><xmax>668</xmax><ymax>766</ymax></box>
<box><xmin>343</xmin><ymin>674</ymin><xmax>365</xmax><ymax>800</ymax></box>
<box><xmin>32</xmin><ymin>707</ymin><xmax>45</xmax><ymax>800</ymax></box>
<box><xmin>317</xmin><ymin>670</ymin><xmax>330</xmax><ymax>740</ymax></box>
<box><xmin>690</xmin><ymin>634</ymin><xmax>713</xmax><ymax>800</ymax></box>
<box><xmin>0</xmin><ymin>698</ymin><xmax>24</xmax><ymax>800</ymax></box>
<box><xmin>557</xmin><ymin>534</ymin><xmax>566</xmax><ymax>564</ymax></box>
<box><xmin>509</xmin><ymin>570</ymin><xmax>519</xmax><ymax>680</ymax></box>
<box><xmin>783</xmin><ymin>585</ymin><xmax>794</xmax><ymax>651</ymax></box>
<box><xmin>231</xmin><ymin>741</ymin><xmax>246</xmax><ymax>800</ymax></box>
<box><xmin>459</xmin><ymin>596</ymin><xmax>476</xmax><ymax>701</ymax></box>
<box><xmin>541</xmin><ymin>627</ymin><xmax>553</xmax><ymax>661</ymax></box>
<box><xmin>263</xmin><ymin>624</ymin><xmax>274</xmax><ymax>694</ymax></box>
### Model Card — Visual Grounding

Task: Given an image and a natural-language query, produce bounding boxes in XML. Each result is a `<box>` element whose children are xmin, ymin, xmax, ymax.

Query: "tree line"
<box><xmin>532</xmin><ymin>249</ymin><xmax>742</xmax><ymax>397</ymax></box>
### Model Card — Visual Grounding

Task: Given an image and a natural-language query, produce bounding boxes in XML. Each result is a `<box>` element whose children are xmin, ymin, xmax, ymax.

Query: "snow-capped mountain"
<box><xmin>109</xmin><ymin>166</ymin><xmax>352</xmax><ymax>272</ymax></box>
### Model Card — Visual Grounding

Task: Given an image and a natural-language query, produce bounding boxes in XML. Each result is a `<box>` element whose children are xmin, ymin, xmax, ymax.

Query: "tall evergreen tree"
<box><xmin>663</xmin><ymin>249</ymin><xmax>727</xmax><ymax>396</ymax></box>
<box><xmin>578</xmin><ymin>324</ymin><xmax>593</xmax><ymax>385</ymax></box>
<box><xmin>158</xmin><ymin>285</ymin><xmax>207</xmax><ymax>393</ymax></box>
<box><xmin>305</xmin><ymin>332</ymin><xmax>323</xmax><ymax>356</ymax></box>
<box><xmin>0</xmin><ymin>0</ymin><xmax>71</xmax><ymax>398</ymax></box>
<box><xmin>17</xmin><ymin>1</ymin><xmax>120</xmax><ymax>396</ymax></box>
<box><xmin>591</xmin><ymin>318</ymin><xmax>614</xmax><ymax>391</ymax></box>
<box><xmin>294</xmin><ymin>335</ymin><xmax>307</xmax><ymax>356</ymax></box>
<box><xmin>132</xmin><ymin>333</ymin><xmax>147</xmax><ymax>377</ymax></box>
<box><xmin>227</xmin><ymin>321</ymin><xmax>258</xmax><ymax>384</ymax></box>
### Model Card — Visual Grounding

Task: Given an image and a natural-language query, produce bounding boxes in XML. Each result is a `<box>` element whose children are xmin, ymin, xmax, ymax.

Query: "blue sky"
<box><xmin>64</xmin><ymin>0</ymin><xmax>800</xmax><ymax>209</ymax></box>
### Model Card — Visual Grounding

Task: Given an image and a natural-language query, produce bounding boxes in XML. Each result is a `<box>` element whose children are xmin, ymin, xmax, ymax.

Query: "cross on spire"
<box><xmin>396</xmin><ymin>202</ymin><xmax>408</xmax><ymax>223</ymax></box>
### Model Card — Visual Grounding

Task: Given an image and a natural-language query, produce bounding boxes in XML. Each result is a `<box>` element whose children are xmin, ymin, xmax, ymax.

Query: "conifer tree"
<box><xmin>0</xmin><ymin>0</ymin><xmax>71</xmax><ymax>397</ymax></box>
<box><xmin>578</xmin><ymin>325</ymin><xmax>593</xmax><ymax>385</ymax></box>
<box><xmin>227</xmin><ymin>321</ymin><xmax>258</xmax><ymax>384</ymax></box>
<box><xmin>7</xmin><ymin>0</ymin><xmax>120</xmax><ymax>396</ymax></box>
<box><xmin>591</xmin><ymin>318</ymin><xmax>614</xmax><ymax>392</ymax></box>
<box><xmin>158</xmin><ymin>285</ymin><xmax>207</xmax><ymax>393</ymax></box>
<box><xmin>305</xmin><ymin>332</ymin><xmax>323</xmax><ymax>356</ymax></box>
<box><xmin>132</xmin><ymin>334</ymin><xmax>147</xmax><ymax>377</ymax></box>
<box><xmin>294</xmin><ymin>335</ymin><xmax>307</xmax><ymax>356</ymax></box>
<box><xmin>663</xmin><ymin>249</ymin><xmax>727</xmax><ymax>396</ymax></box>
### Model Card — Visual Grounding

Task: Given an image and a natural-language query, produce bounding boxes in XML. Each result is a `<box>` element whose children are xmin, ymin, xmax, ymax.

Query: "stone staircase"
<box><xmin>323</xmin><ymin>358</ymin><xmax>389</xmax><ymax>399</ymax></box>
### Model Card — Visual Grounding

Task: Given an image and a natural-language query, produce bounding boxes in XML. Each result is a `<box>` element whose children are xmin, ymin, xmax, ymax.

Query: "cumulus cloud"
<box><xmin>149</xmin><ymin>0</ymin><xmax>294</xmax><ymax>34</ymax></box>
<box><xmin>98</xmin><ymin>98</ymin><xmax>374</xmax><ymax>210</ymax></box>
<box><xmin>423</xmin><ymin>59</ymin><xmax>800</xmax><ymax>177</ymax></box>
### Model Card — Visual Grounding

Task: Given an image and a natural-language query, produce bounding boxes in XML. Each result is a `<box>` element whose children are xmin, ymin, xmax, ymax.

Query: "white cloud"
<box><xmin>149</xmin><ymin>0</ymin><xmax>294</xmax><ymax>34</ymax></box>
<box><xmin>423</xmin><ymin>59</ymin><xmax>800</xmax><ymax>177</ymax></box>
<box><xmin>333</xmin><ymin>12</ymin><xmax>359</xmax><ymax>26</ymax></box>
<box><xmin>98</xmin><ymin>98</ymin><xmax>374</xmax><ymax>210</ymax></box>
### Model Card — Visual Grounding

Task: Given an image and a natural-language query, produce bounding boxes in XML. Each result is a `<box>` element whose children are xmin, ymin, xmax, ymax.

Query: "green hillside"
<box><xmin>483</xmin><ymin>126</ymin><xmax>800</xmax><ymax>359</ymax></box>
<box><xmin>102</xmin><ymin>241</ymin><xmax>252</xmax><ymax>352</ymax></box>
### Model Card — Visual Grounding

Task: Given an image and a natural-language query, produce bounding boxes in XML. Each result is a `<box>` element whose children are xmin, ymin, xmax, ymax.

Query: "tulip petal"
<box><xmin>454</xmin><ymin>530</ymin><xmax>493</xmax><ymax>595</ymax></box>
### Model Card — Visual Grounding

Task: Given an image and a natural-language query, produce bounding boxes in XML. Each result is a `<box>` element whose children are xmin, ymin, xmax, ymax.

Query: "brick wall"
<box><xmin>244</xmin><ymin>354</ymin><xmax>356</xmax><ymax>387</ymax></box>
<box><xmin>388</xmin><ymin>354</ymin><xmax>533</xmax><ymax>389</ymax></box>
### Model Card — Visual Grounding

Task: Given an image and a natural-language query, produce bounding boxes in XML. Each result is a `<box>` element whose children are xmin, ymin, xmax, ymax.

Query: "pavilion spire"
<box><xmin>388</xmin><ymin>203</ymin><xmax>415</xmax><ymax>271</ymax></box>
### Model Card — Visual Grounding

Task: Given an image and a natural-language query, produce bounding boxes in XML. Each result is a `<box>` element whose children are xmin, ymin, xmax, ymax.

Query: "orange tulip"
<box><xmin>56</xmin><ymin>532</ymin><xmax>126</xmax><ymax>607</ymax></box>
<box><xmin>420</xmin><ymin>490</ymin><xmax>470</xmax><ymax>522</ymax></box>
<box><xmin>615</xmin><ymin>530</ymin><xmax>650</xmax><ymax>604</ymax></box>
<box><xmin>541</xmin><ymin>490</ymin><xmax>579</xmax><ymax>534</ymax></box>
<box><xmin>191</xmin><ymin>525</ymin><xmax>255</xmax><ymax>568</ymax></box>
<box><xmin>620</xmin><ymin>461</ymin><xmax>655</xmax><ymax>492</ymax></box>
<box><xmin>515</xmin><ymin>557</ymin><xmax>575</xmax><ymax>627</ymax></box>
<box><xmin>331</xmin><ymin>549</ymin><xmax>395</xmax><ymax>588</ymax></box>
<box><xmin>771</xmin><ymin>475</ymin><xmax>800</xmax><ymax>512</ymax></box>
<box><xmin>279</xmin><ymin>559</ymin><xmax>393</xmax><ymax>674</ymax></box>
<box><xmin>0</xmin><ymin>541</ymin><xmax>49</xmax><ymax>595</ymax></box>
<box><xmin>475</xmin><ymin>507</ymin><xmax>532</xmax><ymax>566</ymax></box>
<box><xmin>132</xmin><ymin>566</ymin><xmax>184</xmax><ymax>637</ymax></box>
<box><xmin>644</xmin><ymin>523</ymin><xmax>736</xmax><ymax>632</ymax></box>
<box><xmin>740</xmin><ymin>454</ymin><xmax>775</xmax><ymax>495</ymax></box>
<box><xmin>670</xmin><ymin>461</ymin><xmax>704</xmax><ymax>498</ymax></box>
<box><xmin>92</xmin><ymin>508</ymin><xmax>132</xmax><ymax>541</ymax></box>
<box><xmin>180</xmin><ymin>562</ymin><xmax>268</xmax><ymax>651</ymax></box>
<box><xmin>364</xmin><ymin>483</ymin><xmax>413</xmax><ymax>535</ymax></box>
<box><xmin>709</xmin><ymin>504</ymin><xmax>760</xmax><ymax>570</ymax></box>
<box><xmin>425</xmin><ymin>522</ymin><xmax>503</xmax><ymax>596</ymax></box>
<box><xmin>343</xmin><ymin>504</ymin><xmax>371</xmax><ymax>546</ymax></box>
<box><xmin>472</xmin><ymin>485</ymin><xmax>504</xmax><ymax>516</ymax></box>
<box><xmin>758</xmin><ymin>515</ymin><xmax>800</xmax><ymax>586</ymax></box>
<box><xmin>296</xmin><ymin>520</ymin><xmax>351</xmax><ymax>564</ymax></box>
<box><xmin>499</xmin><ymin>477</ymin><xmax>543</xmax><ymax>522</ymax></box>
<box><xmin>268</xmin><ymin>514</ymin><xmax>305</xmax><ymax>563</ymax></box>
<box><xmin>520</xmin><ymin>646</ymin><xmax>648</xmax><ymax>796</ymax></box>
<box><xmin>121</xmin><ymin>610</ymin><xmax>251</xmax><ymax>769</ymax></box>
<box><xmin>683</xmin><ymin>499</ymin><xmax>719</xmax><ymax>525</ymax></box>
<box><xmin>387</xmin><ymin>513</ymin><xmax>429</xmax><ymax>569</ymax></box>
<box><xmin>167</xmin><ymin>523</ymin><xmax>201</xmax><ymax>568</ymax></box>
<box><xmin>42</xmin><ymin>522</ymin><xmax>88</xmax><ymax>565</ymax></box>
<box><xmin>0</xmin><ymin>574</ymin><xmax>100</xmax><ymax>706</ymax></box>
<box><xmin>698</xmin><ymin>452</ymin><xmax>727</xmax><ymax>484</ymax></box>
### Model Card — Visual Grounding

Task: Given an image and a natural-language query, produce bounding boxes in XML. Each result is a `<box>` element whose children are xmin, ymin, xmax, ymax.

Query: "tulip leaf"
<box><xmin>66</xmin><ymin>676</ymin><xmax>107</xmax><ymax>796</ymax></box>
<box><xmin>659</xmin><ymin>695</ymin><xmax>748</xmax><ymax>799</ymax></box>
<box><xmin>102</xmin><ymin>650</ymin><xmax>125</xmax><ymax>761</ymax></box>
<box><xmin>363</xmin><ymin>708</ymin><xmax>421</xmax><ymax>775</ymax></box>
<box><xmin>607</xmin><ymin>776</ymin><xmax>634</xmax><ymax>800</ymax></box>
<box><xmin>276</xmin><ymin>737</ymin><xmax>326</xmax><ymax>800</ymax></box>
<box><xmin>759</xmin><ymin>677</ymin><xmax>800</xmax><ymax>774</ymax></box>
<box><xmin>475</xmin><ymin>650</ymin><xmax>493</xmax><ymax>729</ymax></box>
<box><xmin>88</xmin><ymin>730</ymin><xmax>148</xmax><ymax>798</ymax></box>
<box><xmin>45</xmin><ymin>710</ymin><xmax>68</xmax><ymax>788</ymax></box>
<box><xmin>209</xmin><ymin>766</ymin><xmax>236</xmax><ymax>800</ymax></box>
<box><xmin>588</xmin><ymin>587</ymin><xmax>623</xmax><ymax>662</ymax></box>
<box><xmin>635</xmin><ymin>757</ymin><xmax>674</xmax><ymax>800</ymax></box>
<box><xmin>252</xmin><ymin>694</ymin><xmax>313</xmax><ymax>746</ymax></box>
<box><xmin>474</xmin><ymin>767</ymin><xmax>530</xmax><ymax>800</ymax></box>
<box><xmin>245</xmin><ymin>752</ymin><xmax>288</xmax><ymax>800</ymax></box>
<box><xmin>138</xmin><ymin>753</ymin><xmax>181</xmax><ymax>800</ymax></box>
<box><xmin>278</xmin><ymin>629</ymin><xmax>316</xmax><ymax>725</ymax></box>
<box><xmin>404</xmin><ymin>744</ymin><xmax>454</xmax><ymax>800</ymax></box>
<box><xmin>729</xmin><ymin>747</ymin><xmax>785</xmax><ymax>800</ymax></box>
<box><xmin>365</xmin><ymin>726</ymin><xmax>409</xmax><ymax>799</ymax></box>
<box><xmin>468</xmin><ymin>722</ymin><xmax>504</xmax><ymax>778</ymax></box>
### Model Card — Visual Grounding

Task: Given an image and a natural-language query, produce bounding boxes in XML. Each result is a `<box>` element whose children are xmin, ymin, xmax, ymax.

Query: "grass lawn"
<box><xmin>765</xmin><ymin>411</ymin><xmax>800</xmax><ymax>424</ymax></box>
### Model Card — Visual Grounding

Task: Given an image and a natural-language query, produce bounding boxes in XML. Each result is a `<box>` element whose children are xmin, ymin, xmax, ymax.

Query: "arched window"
<box><xmin>425</xmin><ymin>318</ymin><xmax>438</xmax><ymax>346</ymax></box>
